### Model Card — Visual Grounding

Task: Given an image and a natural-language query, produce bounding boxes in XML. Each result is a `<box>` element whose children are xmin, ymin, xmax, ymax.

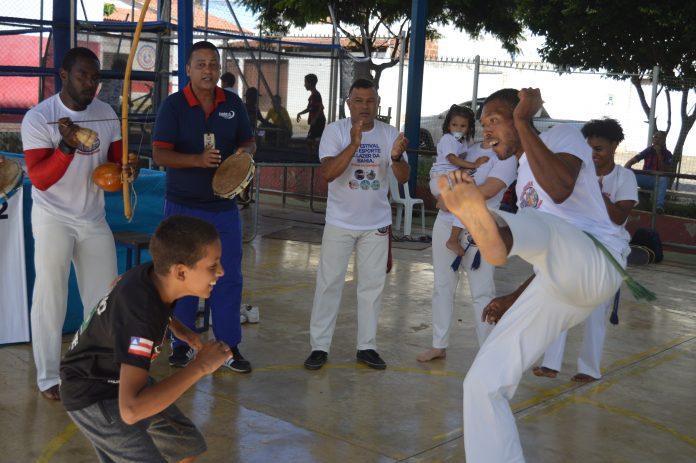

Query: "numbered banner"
<box><xmin>0</xmin><ymin>188</ymin><xmax>30</xmax><ymax>344</ymax></box>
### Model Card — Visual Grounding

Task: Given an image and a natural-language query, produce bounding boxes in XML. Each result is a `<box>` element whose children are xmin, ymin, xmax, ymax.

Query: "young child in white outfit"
<box><xmin>429</xmin><ymin>105</ymin><xmax>489</xmax><ymax>256</ymax></box>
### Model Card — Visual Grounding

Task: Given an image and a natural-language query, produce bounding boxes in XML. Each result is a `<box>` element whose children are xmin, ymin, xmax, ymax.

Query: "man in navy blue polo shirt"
<box><xmin>153</xmin><ymin>41</ymin><xmax>256</xmax><ymax>373</ymax></box>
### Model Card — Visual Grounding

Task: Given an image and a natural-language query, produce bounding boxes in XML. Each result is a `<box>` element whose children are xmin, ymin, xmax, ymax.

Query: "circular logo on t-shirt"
<box><xmin>371</xmin><ymin>180</ymin><xmax>380</xmax><ymax>190</ymax></box>
<box><xmin>360</xmin><ymin>179</ymin><xmax>370</xmax><ymax>190</ymax></box>
<box><xmin>520</xmin><ymin>181</ymin><xmax>542</xmax><ymax>209</ymax></box>
<box><xmin>354</xmin><ymin>169</ymin><xmax>365</xmax><ymax>180</ymax></box>
<box><xmin>366</xmin><ymin>170</ymin><xmax>376</xmax><ymax>180</ymax></box>
<box><xmin>349</xmin><ymin>179</ymin><xmax>359</xmax><ymax>190</ymax></box>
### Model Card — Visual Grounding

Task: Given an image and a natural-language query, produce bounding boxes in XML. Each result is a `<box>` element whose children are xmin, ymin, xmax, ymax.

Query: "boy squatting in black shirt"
<box><xmin>60</xmin><ymin>215</ymin><xmax>231</xmax><ymax>462</ymax></box>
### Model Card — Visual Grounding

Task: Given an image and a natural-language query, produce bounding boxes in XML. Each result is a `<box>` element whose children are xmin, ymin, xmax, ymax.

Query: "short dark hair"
<box><xmin>442</xmin><ymin>104</ymin><xmax>476</xmax><ymax>140</ymax></box>
<box><xmin>186</xmin><ymin>41</ymin><xmax>220</xmax><ymax>64</ymax></box>
<box><xmin>221</xmin><ymin>72</ymin><xmax>236</xmax><ymax>88</ymax></box>
<box><xmin>62</xmin><ymin>47</ymin><xmax>100</xmax><ymax>72</ymax></box>
<box><xmin>149</xmin><ymin>215</ymin><xmax>219</xmax><ymax>276</ymax></box>
<box><xmin>483</xmin><ymin>88</ymin><xmax>520</xmax><ymax>111</ymax></box>
<box><xmin>581</xmin><ymin>118</ymin><xmax>625</xmax><ymax>143</ymax></box>
<box><xmin>348</xmin><ymin>78</ymin><xmax>376</xmax><ymax>95</ymax></box>
<box><xmin>304</xmin><ymin>73</ymin><xmax>318</xmax><ymax>86</ymax></box>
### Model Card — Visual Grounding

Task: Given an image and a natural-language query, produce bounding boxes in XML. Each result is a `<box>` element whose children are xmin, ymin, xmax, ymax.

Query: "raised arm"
<box><xmin>514</xmin><ymin>89</ymin><xmax>581</xmax><ymax>203</ymax></box>
<box><xmin>321</xmin><ymin>120</ymin><xmax>363</xmax><ymax>182</ymax></box>
<box><xmin>390</xmin><ymin>132</ymin><xmax>410</xmax><ymax>184</ymax></box>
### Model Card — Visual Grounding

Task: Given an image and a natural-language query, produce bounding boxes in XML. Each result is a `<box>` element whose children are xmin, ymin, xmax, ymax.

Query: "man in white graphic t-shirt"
<box><xmin>438</xmin><ymin>88</ymin><xmax>629</xmax><ymax>462</ymax></box>
<box><xmin>303</xmin><ymin>78</ymin><xmax>409</xmax><ymax>371</ymax></box>
<box><xmin>21</xmin><ymin>47</ymin><xmax>123</xmax><ymax>401</ymax></box>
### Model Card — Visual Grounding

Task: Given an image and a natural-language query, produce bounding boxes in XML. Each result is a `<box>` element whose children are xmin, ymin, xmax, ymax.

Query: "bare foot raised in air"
<box><xmin>437</xmin><ymin>172</ymin><xmax>508</xmax><ymax>266</ymax></box>
<box><xmin>417</xmin><ymin>348</ymin><xmax>446</xmax><ymax>362</ymax></box>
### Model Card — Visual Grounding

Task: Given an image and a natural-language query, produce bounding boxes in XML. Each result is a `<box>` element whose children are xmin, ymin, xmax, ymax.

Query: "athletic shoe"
<box><xmin>304</xmin><ymin>350</ymin><xmax>328</xmax><ymax>370</ymax></box>
<box><xmin>356</xmin><ymin>349</ymin><xmax>386</xmax><ymax>370</ymax></box>
<box><xmin>244</xmin><ymin>305</ymin><xmax>260</xmax><ymax>323</ymax></box>
<box><xmin>240</xmin><ymin>309</ymin><xmax>248</xmax><ymax>324</ymax></box>
<box><xmin>223</xmin><ymin>347</ymin><xmax>252</xmax><ymax>373</ymax></box>
<box><xmin>169</xmin><ymin>345</ymin><xmax>194</xmax><ymax>368</ymax></box>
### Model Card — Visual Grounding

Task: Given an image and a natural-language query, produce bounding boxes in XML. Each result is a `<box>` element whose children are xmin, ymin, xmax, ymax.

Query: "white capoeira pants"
<box><xmin>463</xmin><ymin>208</ymin><xmax>624</xmax><ymax>463</ymax></box>
<box><xmin>539</xmin><ymin>297</ymin><xmax>613</xmax><ymax>379</ymax></box>
<box><xmin>30</xmin><ymin>206</ymin><xmax>117</xmax><ymax>391</ymax></box>
<box><xmin>431</xmin><ymin>213</ymin><xmax>494</xmax><ymax>348</ymax></box>
<box><xmin>309</xmin><ymin>223</ymin><xmax>389</xmax><ymax>352</ymax></box>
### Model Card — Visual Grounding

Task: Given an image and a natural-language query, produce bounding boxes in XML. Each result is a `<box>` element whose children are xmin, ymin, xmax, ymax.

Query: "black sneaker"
<box><xmin>356</xmin><ymin>349</ymin><xmax>386</xmax><ymax>370</ymax></box>
<box><xmin>304</xmin><ymin>350</ymin><xmax>328</xmax><ymax>370</ymax></box>
<box><xmin>223</xmin><ymin>346</ymin><xmax>252</xmax><ymax>373</ymax></box>
<box><xmin>169</xmin><ymin>345</ymin><xmax>194</xmax><ymax>367</ymax></box>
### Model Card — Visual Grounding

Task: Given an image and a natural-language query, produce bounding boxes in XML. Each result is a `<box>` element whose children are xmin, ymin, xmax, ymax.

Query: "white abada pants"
<box><xmin>463</xmin><ymin>208</ymin><xmax>624</xmax><ymax>463</ymax></box>
<box><xmin>309</xmin><ymin>223</ymin><xmax>389</xmax><ymax>353</ymax></box>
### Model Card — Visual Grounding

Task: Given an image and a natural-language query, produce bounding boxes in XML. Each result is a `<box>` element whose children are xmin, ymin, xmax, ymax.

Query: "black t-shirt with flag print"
<box><xmin>60</xmin><ymin>263</ymin><xmax>173</xmax><ymax>411</ymax></box>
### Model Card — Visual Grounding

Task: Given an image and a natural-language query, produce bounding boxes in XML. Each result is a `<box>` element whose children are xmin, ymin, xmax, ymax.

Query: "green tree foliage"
<box><xmin>234</xmin><ymin>0</ymin><xmax>524</xmax><ymax>85</ymax></box>
<box><xmin>104</xmin><ymin>3</ymin><xmax>116</xmax><ymax>17</ymax></box>
<box><xmin>519</xmin><ymin>0</ymin><xmax>696</xmax><ymax>166</ymax></box>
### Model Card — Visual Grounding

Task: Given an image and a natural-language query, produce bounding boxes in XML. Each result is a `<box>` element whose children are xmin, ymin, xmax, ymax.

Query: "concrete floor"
<box><xmin>2</xmin><ymin>197</ymin><xmax>696</xmax><ymax>463</ymax></box>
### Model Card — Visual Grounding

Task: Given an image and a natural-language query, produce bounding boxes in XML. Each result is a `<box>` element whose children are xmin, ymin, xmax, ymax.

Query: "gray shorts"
<box><xmin>67</xmin><ymin>398</ymin><xmax>207</xmax><ymax>463</ymax></box>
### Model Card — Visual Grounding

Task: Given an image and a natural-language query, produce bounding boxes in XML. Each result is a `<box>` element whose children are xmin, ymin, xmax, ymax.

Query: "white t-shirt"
<box><xmin>515</xmin><ymin>125</ymin><xmax>628</xmax><ymax>254</ymax></box>
<box><xmin>599</xmin><ymin>164</ymin><xmax>638</xmax><ymax>241</ymax></box>
<box><xmin>440</xmin><ymin>142</ymin><xmax>518</xmax><ymax>226</ymax></box>
<box><xmin>319</xmin><ymin>117</ymin><xmax>400</xmax><ymax>230</ymax></box>
<box><xmin>431</xmin><ymin>133</ymin><xmax>466</xmax><ymax>173</ymax></box>
<box><xmin>21</xmin><ymin>94</ymin><xmax>121</xmax><ymax>222</ymax></box>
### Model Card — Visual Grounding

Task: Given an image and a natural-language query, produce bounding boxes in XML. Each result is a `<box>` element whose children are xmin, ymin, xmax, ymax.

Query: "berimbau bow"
<box><xmin>121</xmin><ymin>0</ymin><xmax>152</xmax><ymax>220</ymax></box>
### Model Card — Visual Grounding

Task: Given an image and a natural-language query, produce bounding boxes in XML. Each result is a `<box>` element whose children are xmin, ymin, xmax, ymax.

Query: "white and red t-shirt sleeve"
<box><xmin>21</xmin><ymin>108</ymin><xmax>75</xmax><ymax>191</ymax></box>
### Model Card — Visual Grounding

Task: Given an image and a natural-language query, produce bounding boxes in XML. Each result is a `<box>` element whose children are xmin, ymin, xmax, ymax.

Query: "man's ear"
<box><xmin>59</xmin><ymin>68</ymin><xmax>68</xmax><ymax>83</ymax></box>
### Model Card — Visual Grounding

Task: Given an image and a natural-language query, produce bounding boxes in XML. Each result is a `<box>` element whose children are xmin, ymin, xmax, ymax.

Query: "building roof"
<box><xmin>104</xmin><ymin>0</ymin><xmax>251</xmax><ymax>34</ymax></box>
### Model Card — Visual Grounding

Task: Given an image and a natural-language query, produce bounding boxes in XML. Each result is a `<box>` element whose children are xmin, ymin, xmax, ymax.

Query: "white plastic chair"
<box><xmin>388</xmin><ymin>172</ymin><xmax>425</xmax><ymax>237</ymax></box>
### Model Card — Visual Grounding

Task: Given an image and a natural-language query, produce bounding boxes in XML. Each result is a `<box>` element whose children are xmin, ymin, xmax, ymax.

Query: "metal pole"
<box><xmin>404</xmin><ymin>0</ymin><xmax>428</xmax><ymax>195</ymax></box>
<box><xmin>69</xmin><ymin>0</ymin><xmax>75</xmax><ymax>48</ymax></box>
<box><xmin>328</xmin><ymin>3</ymin><xmax>340</xmax><ymax>123</ymax></box>
<box><xmin>275</xmin><ymin>39</ymin><xmax>281</xmax><ymax>97</ymax></box>
<box><xmin>395</xmin><ymin>30</ymin><xmax>406</xmax><ymax>131</ymax></box>
<box><xmin>204</xmin><ymin>0</ymin><xmax>209</xmax><ymax>42</ymax></box>
<box><xmin>471</xmin><ymin>55</ymin><xmax>480</xmax><ymax>113</ymax></box>
<box><xmin>647</xmin><ymin>65</ymin><xmax>660</xmax><ymax>144</ymax></box>
<box><xmin>224</xmin><ymin>0</ymin><xmax>275</xmax><ymax>100</ymax></box>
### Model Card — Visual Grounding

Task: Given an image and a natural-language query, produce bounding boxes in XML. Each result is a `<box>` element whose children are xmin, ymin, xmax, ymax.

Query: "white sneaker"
<box><xmin>245</xmin><ymin>305</ymin><xmax>260</xmax><ymax>323</ymax></box>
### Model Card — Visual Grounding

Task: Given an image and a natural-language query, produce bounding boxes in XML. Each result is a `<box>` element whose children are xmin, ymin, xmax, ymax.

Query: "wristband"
<box><xmin>391</xmin><ymin>155</ymin><xmax>403</xmax><ymax>162</ymax></box>
<box><xmin>59</xmin><ymin>139</ymin><xmax>77</xmax><ymax>155</ymax></box>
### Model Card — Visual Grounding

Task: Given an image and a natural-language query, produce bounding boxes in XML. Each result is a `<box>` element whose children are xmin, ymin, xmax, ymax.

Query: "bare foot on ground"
<box><xmin>571</xmin><ymin>373</ymin><xmax>598</xmax><ymax>383</ymax></box>
<box><xmin>532</xmin><ymin>366</ymin><xmax>558</xmax><ymax>378</ymax></box>
<box><xmin>417</xmin><ymin>348</ymin><xmax>446</xmax><ymax>362</ymax></box>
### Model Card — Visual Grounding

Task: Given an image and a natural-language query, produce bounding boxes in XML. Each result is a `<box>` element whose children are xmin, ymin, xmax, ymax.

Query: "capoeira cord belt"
<box><xmin>583</xmin><ymin>232</ymin><xmax>657</xmax><ymax>302</ymax></box>
<box><xmin>451</xmin><ymin>242</ymin><xmax>481</xmax><ymax>272</ymax></box>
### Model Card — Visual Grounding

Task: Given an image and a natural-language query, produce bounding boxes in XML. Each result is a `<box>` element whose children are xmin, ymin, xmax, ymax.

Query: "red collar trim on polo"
<box><xmin>182</xmin><ymin>83</ymin><xmax>227</xmax><ymax>109</ymax></box>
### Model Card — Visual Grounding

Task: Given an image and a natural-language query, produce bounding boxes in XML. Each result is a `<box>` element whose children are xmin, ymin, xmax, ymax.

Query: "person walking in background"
<box><xmin>296</xmin><ymin>73</ymin><xmax>326</xmax><ymax>152</ymax></box>
<box><xmin>625</xmin><ymin>130</ymin><xmax>672</xmax><ymax>213</ymax></box>
<box><xmin>21</xmin><ymin>47</ymin><xmax>123</xmax><ymax>401</ymax></box>
<box><xmin>303</xmin><ymin>78</ymin><xmax>408</xmax><ymax>371</ymax></box>
<box><xmin>534</xmin><ymin>118</ymin><xmax>637</xmax><ymax>383</ymax></box>
<box><xmin>152</xmin><ymin>41</ymin><xmax>256</xmax><ymax>373</ymax></box>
